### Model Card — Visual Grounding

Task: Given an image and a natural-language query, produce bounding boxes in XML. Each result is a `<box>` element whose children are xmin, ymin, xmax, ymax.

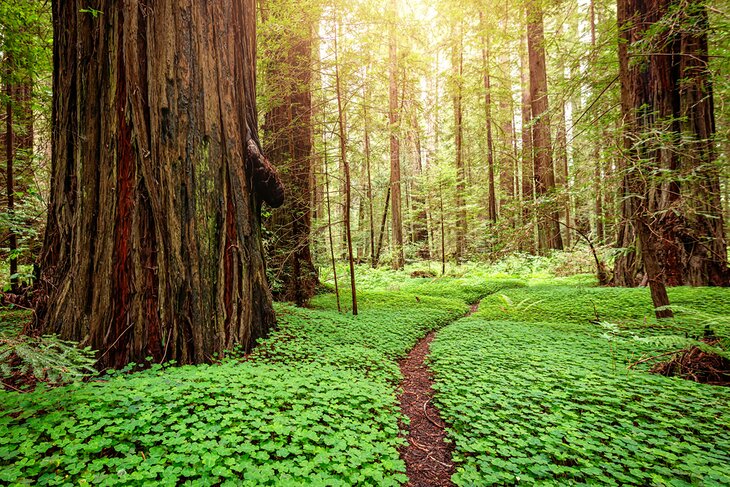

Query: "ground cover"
<box><xmin>0</xmin><ymin>274</ymin><xmax>507</xmax><ymax>486</ymax></box>
<box><xmin>430</xmin><ymin>285</ymin><xmax>730</xmax><ymax>486</ymax></box>
<box><xmin>477</xmin><ymin>285</ymin><xmax>730</xmax><ymax>339</ymax></box>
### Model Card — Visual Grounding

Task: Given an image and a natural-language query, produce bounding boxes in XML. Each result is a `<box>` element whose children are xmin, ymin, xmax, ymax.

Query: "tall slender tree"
<box><xmin>526</xmin><ymin>0</ymin><xmax>563</xmax><ymax>252</ymax></box>
<box><xmin>389</xmin><ymin>0</ymin><xmax>405</xmax><ymax>270</ymax></box>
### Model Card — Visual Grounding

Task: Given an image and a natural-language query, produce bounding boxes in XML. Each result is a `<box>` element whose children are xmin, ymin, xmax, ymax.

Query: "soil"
<box><xmin>398</xmin><ymin>331</ymin><xmax>455</xmax><ymax>486</ymax></box>
<box><xmin>397</xmin><ymin>303</ymin><xmax>480</xmax><ymax>486</ymax></box>
<box><xmin>651</xmin><ymin>338</ymin><xmax>730</xmax><ymax>386</ymax></box>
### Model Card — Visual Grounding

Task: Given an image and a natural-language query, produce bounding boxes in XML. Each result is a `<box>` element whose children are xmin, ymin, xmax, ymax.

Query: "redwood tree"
<box><xmin>262</xmin><ymin>2</ymin><xmax>318</xmax><ymax>306</ymax></box>
<box><xmin>389</xmin><ymin>0</ymin><xmax>405</xmax><ymax>270</ymax></box>
<box><xmin>36</xmin><ymin>0</ymin><xmax>284</xmax><ymax>368</ymax></box>
<box><xmin>526</xmin><ymin>0</ymin><xmax>563</xmax><ymax>253</ymax></box>
<box><xmin>615</xmin><ymin>0</ymin><xmax>728</xmax><ymax>289</ymax></box>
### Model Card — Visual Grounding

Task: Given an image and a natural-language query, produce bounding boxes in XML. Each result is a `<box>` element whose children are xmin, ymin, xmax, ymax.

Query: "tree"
<box><xmin>389</xmin><ymin>0</ymin><xmax>405</xmax><ymax>270</ymax></box>
<box><xmin>526</xmin><ymin>0</ymin><xmax>563</xmax><ymax>253</ymax></box>
<box><xmin>616</xmin><ymin>0</ymin><xmax>728</xmax><ymax>290</ymax></box>
<box><xmin>35</xmin><ymin>0</ymin><xmax>284</xmax><ymax>368</ymax></box>
<box><xmin>452</xmin><ymin>22</ymin><xmax>467</xmax><ymax>263</ymax></box>
<box><xmin>480</xmin><ymin>12</ymin><xmax>497</xmax><ymax>224</ymax></box>
<box><xmin>261</xmin><ymin>0</ymin><xmax>318</xmax><ymax>306</ymax></box>
<box><xmin>1</xmin><ymin>0</ymin><xmax>48</xmax><ymax>292</ymax></box>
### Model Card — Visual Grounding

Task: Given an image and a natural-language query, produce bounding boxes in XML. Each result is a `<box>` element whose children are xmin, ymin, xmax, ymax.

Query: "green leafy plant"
<box><xmin>0</xmin><ymin>334</ymin><xmax>97</xmax><ymax>386</ymax></box>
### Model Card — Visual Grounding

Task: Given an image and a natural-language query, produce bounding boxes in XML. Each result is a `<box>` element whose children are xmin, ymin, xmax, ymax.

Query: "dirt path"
<box><xmin>397</xmin><ymin>302</ymin><xmax>479</xmax><ymax>486</ymax></box>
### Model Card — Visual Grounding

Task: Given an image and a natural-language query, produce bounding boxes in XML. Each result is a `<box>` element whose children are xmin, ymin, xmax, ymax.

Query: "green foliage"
<box><xmin>254</xmin><ymin>292</ymin><xmax>467</xmax><ymax>383</ymax></box>
<box><xmin>429</xmin><ymin>317</ymin><xmax>730</xmax><ymax>485</ymax></box>
<box><xmin>0</xmin><ymin>363</ymin><xmax>407</xmax><ymax>486</ymax></box>
<box><xmin>0</xmin><ymin>274</ymin><xmax>511</xmax><ymax>485</ymax></box>
<box><xmin>0</xmin><ymin>334</ymin><xmax>97</xmax><ymax>387</ymax></box>
<box><xmin>476</xmin><ymin>285</ymin><xmax>730</xmax><ymax>338</ymax></box>
<box><xmin>321</xmin><ymin>263</ymin><xmax>526</xmax><ymax>304</ymax></box>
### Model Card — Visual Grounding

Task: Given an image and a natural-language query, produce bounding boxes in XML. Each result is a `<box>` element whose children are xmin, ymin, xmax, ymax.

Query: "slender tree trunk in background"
<box><xmin>439</xmin><ymin>181</ymin><xmax>446</xmax><ymax>275</ymax></box>
<box><xmin>527</xmin><ymin>1</ymin><xmax>563</xmax><ymax>253</ymax></box>
<box><xmin>554</xmin><ymin>34</ymin><xmax>571</xmax><ymax>248</ymax></box>
<box><xmin>480</xmin><ymin>12</ymin><xmax>497</xmax><ymax>224</ymax></box>
<box><xmin>333</xmin><ymin>21</ymin><xmax>357</xmax><ymax>315</ymax></box>
<box><xmin>263</xmin><ymin>11</ymin><xmax>317</xmax><ymax>306</ymax></box>
<box><xmin>452</xmin><ymin>24</ymin><xmax>467</xmax><ymax>263</ymax></box>
<box><xmin>499</xmin><ymin>79</ymin><xmax>516</xmax><ymax>225</ymax></box>
<box><xmin>499</xmin><ymin>2</ymin><xmax>516</xmax><ymax>225</ymax></box>
<box><xmin>375</xmin><ymin>187</ymin><xmax>391</xmax><ymax>267</ymax></box>
<box><xmin>323</xmin><ymin>138</ymin><xmax>341</xmax><ymax>313</ymax></box>
<box><xmin>480</xmin><ymin>13</ymin><xmax>497</xmax><ymax>224</ymax></box>
<box><xmin>389</xmin><ymin>0</ymin><xmax>404</xmax><ymax>270</ymax></box>
<box><xmin>590</xmin><ymin>0</ymin><xmax>605</xmax><ymax>244</ymax></box>
<box><xmin>5</xmin><ymin>80</ymin><xmax>17</xmax><ymax>292</ymax></box>
<box><xmin>520</xmin><ymin>35</ymin><xmax>535</xmax><ymax>252</ymax></box>
<box><xmin>36</xmin><ymin>0</ymin><xmax>283</xmax><ymax>368</ymax></box>
<box><xmin>615</xmin><ymin>0</ymin><xmax>728</xmax><ymax>289</ymax></box>
<box><xmin>364</xmin><ymin>88</ymin><xmax>376</xmax><ymax>267</ymax></box>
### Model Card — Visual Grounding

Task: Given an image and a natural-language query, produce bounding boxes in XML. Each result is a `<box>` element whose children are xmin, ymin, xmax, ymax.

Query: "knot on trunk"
<box><xmin>246</xmin><ymin>139</ymin><xmax>285</xmax><ymax>208</ymax></box>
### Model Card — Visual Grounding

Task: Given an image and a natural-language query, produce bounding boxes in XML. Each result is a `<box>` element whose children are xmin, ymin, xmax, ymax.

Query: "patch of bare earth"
<box><xmin>398</xmin><ymin>303</ymin><xmax>480</xmax><ymax>486</ymax></box>
<box><xmin>651</xmin><ymin>338</ymin><xmax>730</xmax><ymax>386</ymax></box>
<box><xmin>398</xmin><ymin>331</ymin><xmax>454</xmax><ymax>486</ymax></box>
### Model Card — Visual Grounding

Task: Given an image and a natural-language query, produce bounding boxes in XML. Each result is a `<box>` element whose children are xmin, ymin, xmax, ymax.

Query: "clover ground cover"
<box><xmin>0</xmin><ymin>276</ymin><xmax>509</xmax><ymax>485</ymax></box>
<box><xmin>429</xmin><ymin>285</ymin><xmax>730</xmax><ymax>486</ymax></box>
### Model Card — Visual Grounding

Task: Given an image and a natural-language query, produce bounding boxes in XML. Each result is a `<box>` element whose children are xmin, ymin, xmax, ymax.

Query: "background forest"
<box><xmin>1</xmin><ymin>0</ymin><xmax>730</xmax><ymax>301</ymax></box>
<box><xmin>1</xmin><ymin>1</ymin><xmax>730</xmax><ymax>485</ymax></box>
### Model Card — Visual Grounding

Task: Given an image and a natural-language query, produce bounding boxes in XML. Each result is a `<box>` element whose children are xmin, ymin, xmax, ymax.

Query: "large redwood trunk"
<box><xmin>36</xmin><ymin>0</ymin><xmax>283</xmax><ymax>368</ymax></box>
<box><xmin>526</xmin><ymin>1</ymin><xmax>562</xmax><ymax>253</ymax></box>
<box><xmin>262</xmin><ymin>4</ymin><xmax>318</xmax><ymax>306</ymax></box>
<box><xmin>614</xmin><ymin>0</ymin><xmax>728</xmax><ymax>287</ymax></box>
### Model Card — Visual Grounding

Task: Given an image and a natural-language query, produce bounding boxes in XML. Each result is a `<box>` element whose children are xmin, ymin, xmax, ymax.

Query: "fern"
<box><xmin>633</xmin><ymin>334</ymin><xmax>730</xmax><ymax>360</ymax></box>
<box><xmin>0</xmin><ymin>334</ymin><xmax>97</xmax><ymax>386</ymax></box>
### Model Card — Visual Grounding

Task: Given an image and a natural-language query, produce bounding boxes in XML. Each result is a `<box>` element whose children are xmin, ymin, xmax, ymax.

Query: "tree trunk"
<box><xmin>364</xmin><ymin>83</ymin><xmax>376</xmax><ymax>266</ymax></box>
<box><xmin>481</xmin><ymin>12</ymin><xmax>497</xmax><ymax>224</ymax></box>
<box><xmin>262</xmin><ymin>8</ymin><xmax>317</xmax><ymax>306</ymax></box>
<box><xmin>389</xmin><ymin>0</ymin><xmax>404</xmax><ymax>270</ymax></box>
<box><xmin>519</xmin><ymin>34</ymin><xmax>535</xmax><ymax>253</ymax></box>
<box><xmin>590</xmin><ymin>0</ymin><xmax>605</xmax><ymax>244</ymax></box>
<box><xmin>452</xmin><ymin>23</ymin><xmax>467</xmax><ymax>263</ymax></box>
<box><xmin>36</xmin><ymin>0</ymin><xmax>283</xmax><ymax>368</ymax></box>
<box><xmin>5</xmin><ymin>80</ymin><xmax>17</xmax><ymax>292</ymax></box>
<box><xmin>333</xmin><ymin>19</ymin><xmax>357</xmax><ymax>315</ymax></box>
<box><xmin>615</xmin><ymin>0</ymin><xmax>728</xmax><ymax>288</ymax></box>
<box><xmin>526</xmin><ymin>1</ymin><xmax>563</xmax><ymax>253</ymax></box>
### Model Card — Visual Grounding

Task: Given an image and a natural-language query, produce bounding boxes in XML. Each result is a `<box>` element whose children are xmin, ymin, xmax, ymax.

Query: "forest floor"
<box><xmin>1</xmin><ymin>263</ymin><xmax>730</xmax><ymax>485</ymax></box>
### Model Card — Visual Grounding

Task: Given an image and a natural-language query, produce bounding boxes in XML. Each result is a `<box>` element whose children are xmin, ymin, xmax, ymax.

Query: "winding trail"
<box><xmin>398</xmin><ymin>302</ymin><xmax>480</xmax><ymax>486</ymax></box>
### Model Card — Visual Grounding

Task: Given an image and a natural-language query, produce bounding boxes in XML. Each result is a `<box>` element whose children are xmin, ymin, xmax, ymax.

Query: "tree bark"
<box><xmin>519</xmin><ymin>34</ymin><xmax>535</xmax><ymax>253</ymax></box>
<box><xmin>615</xmin><ymin>0</ymin><xmax>728</xmax><ymax>288</ymax></box>
<box><xmin>389</xmin><ymin>0</ymin><xmax>404</xmax><ymax>270</ymax></box>
<box><xmin>5</xmin><ymin>80</ymin><xmax>17</xmax><ymax>291</ymax></box>
<box><xmin>481</xmin><ymin>12</ymin><xmax>497</xmax><ymax>224</ymax></box>
<box><xmin>526</xmin><ymin>1</ymin><xmax>563</xmax><ymax>253</ymax></box>
<box><xmin>333</xmin><ymin>18</ymin><xmax>357</xmax><ymax>315</ymax></box>
<box><xmin>36</xmin><ymin>0</ymin><xmax>283</xmax><ymax>368</ymax></box>
<box><xmin>452</xmin><ymin>23</ymin><xmax>466</xmax><ymax>263</ymax></box>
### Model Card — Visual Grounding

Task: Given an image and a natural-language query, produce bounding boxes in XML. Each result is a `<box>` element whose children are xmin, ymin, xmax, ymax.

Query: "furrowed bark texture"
<box><xmin>527</xmin><ymin>2</ymin><xmax>563</xmax><ymax>253</ymax></box>
<box><xmin>615</xmin><ymin>0</ymin><xmax>728</xmax><ymax>287</ymax></box>
<box><xmin>37</xmin><ymin>0</ymin><xmax>282</xmax><ymax>368</ymax></box>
